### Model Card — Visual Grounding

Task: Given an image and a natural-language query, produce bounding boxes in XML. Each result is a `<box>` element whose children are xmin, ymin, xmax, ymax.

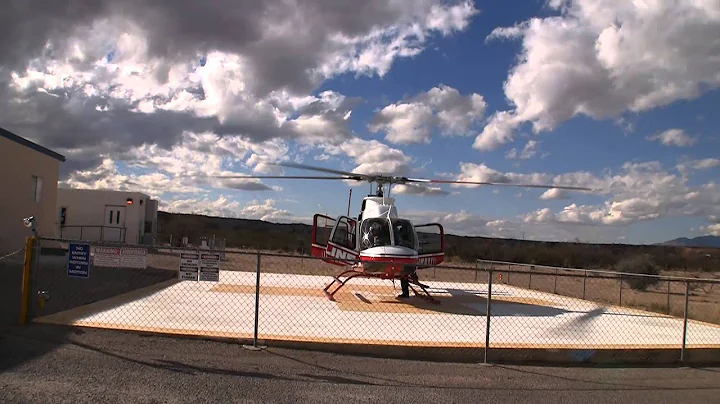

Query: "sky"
<box><xmin>1</xmin><ymin>0</ymin><xmax>720</xmax><ymax>245</ymax></box>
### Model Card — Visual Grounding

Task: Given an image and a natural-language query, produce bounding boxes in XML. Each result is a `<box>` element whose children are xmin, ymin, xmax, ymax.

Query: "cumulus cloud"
<box><xmin>401</xmin><ymin>209</ymin><xmax>578</xmax><ymax>241</ymax></box>
<box><xmin>392</xmin><ymin>184</ymin><xmax>450</xmax><ymax>196</ymax></box>
<box><xmin>703</xmin><ymin>223</ymin><xmax>720</xmax><ymax>236</ymax></box>
<box><xmin>437</xmin><ymin>160</ymin><xmax>720</xmax><ymax>236</ymax></box>
<box><xmin>647</xmin><ymin>129</ymin><xmax>697</xmax><ymax>147</ymax></box>
<box><xmin>369</xmin><ymin>84</ymin><xmax>487</xmax><ymax>144</ymax></box>
<box><xmin>506</xmin><ymin>139</ymin><xmax>541</xmax><ymax>160</ymax></box>
<box><xmin>320</xmin><ymin>138</ymin><xmax>413</xmax><ymax>177</ymax></box>
<box><xmin>0</xmin><ymin>0</ymin><xmax>484</xmax><ymax>230</ymax></box>
<box><xmin>160</xmin><ymin>196</ymin><xmax>299</xmax><ymax>222</ymax></box>
<box><xmin>676</xmin><ymin>158</ymin><xmax>720</xmax><ymax>176</ymax></box>
<box><xmin>1</xmin><ymin>1</ymin><xmax>479</xmax><ymax>93</ymax></box>
<box><xmin>1</xmin><ymin>0</ymin><xmax>478</xmax><ymax>176</ymax></box>
<box><xmin>520</xmin><ymin>162</ymin><xmax>720</xmax><ymax>229</ymax></box>
<box><xmin>452</xmin><ymin>162</ymin><xmax>555</xmax><ymax>188</ymax></box>
<box><xmin>475</xmin><ymin>0</ymin><xmax>720</xmax><ymax>150</ymax></box>
<box><xmin>539</xmin><ymin>188</ymin><xmax>570</xmax><ymax>200</ymax></box>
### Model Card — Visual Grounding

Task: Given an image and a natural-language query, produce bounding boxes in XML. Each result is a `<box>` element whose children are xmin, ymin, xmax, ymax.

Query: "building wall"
<box><xmin>0</xmin><ymin>136</ymin><xmax>61</xmax><ymax>254</ymax></box>
<box><xmin>57</xmin><ymin>189</ymin><xmax>158</xmax><ymax>245</ymax></box>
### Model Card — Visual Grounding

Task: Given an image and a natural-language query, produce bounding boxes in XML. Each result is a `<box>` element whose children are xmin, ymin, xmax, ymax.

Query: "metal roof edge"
<box><xmin>0</xmin><ymin>127</ymin><xmax>66</xmax><ymax>162</ymax></box>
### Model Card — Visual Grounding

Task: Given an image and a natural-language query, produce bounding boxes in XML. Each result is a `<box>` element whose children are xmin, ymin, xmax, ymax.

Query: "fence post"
<box><xmin>553</xmin><ymin>268</ymin><xmax>558</xmax><ymax>294</ymax></box>
<box><xmin>667</xmin><ymin>280</ymin><xmax>671</xmax><ymax>315</ymax></box>
<box><xmin>619</xmin><ymin>277</ymin><xmax>623</xmax><ymax>306</ymax></box>
<box><xmin>30</xmin><ymin>237</ymin><xmax>41</xmax><ymax>320</ymax></box>
<box><xmin>583</xmin><ymin>270</ymin><xmax>587</xmax><ymax>299</ymax></box>
<box><xmin>484</xmin><ymin>269</ymin><xmax>493</xmax><ymax>365</ymax></box>
<box><xmin>19</xmin><ymin>236</ymin><xmax>35</xmax><ymax>325</ymax></box>
<box><xmin>243</xmin><ymin>251</ymin><xmax>265</xmax><ymax>351</ymax></box>
<box><xmin>680</xmin><ymin>280</ymin><xmax>689</xmax><ymax>363</ymax></box>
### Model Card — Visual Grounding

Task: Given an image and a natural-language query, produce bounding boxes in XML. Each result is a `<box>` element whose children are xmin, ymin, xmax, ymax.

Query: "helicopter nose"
<box><xmin>359</xmin><ymin>245</ymin><xmax>418</xmax><ymax>264</ymax></box>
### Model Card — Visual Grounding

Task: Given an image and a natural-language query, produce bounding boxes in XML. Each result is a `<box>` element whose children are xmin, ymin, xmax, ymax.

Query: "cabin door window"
<box><xmin>330</xmin><ymin>216</ymin><xmax>356</xmax><ymax>250</ymax></box>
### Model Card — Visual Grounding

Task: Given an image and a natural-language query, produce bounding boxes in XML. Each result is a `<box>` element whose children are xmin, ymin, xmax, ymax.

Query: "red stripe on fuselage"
<box><xmin>359</xmin><ymin>255</ymin><xmax>418</xmax><ymax>264</ymax></box>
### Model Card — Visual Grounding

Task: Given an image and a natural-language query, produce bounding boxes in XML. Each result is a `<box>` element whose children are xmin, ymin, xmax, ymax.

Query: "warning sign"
<box><xmin>92</xmin><ymin>246</ymin><xmax>148</xmax><ymax>269</ymax></box>
<box><xmin>93</xmin><ymin>246</ymin><xmax>121</xmax><ymax>267</ymax></box>
<box><xmin>179</xmin><ymin>251</ymin><xmax>199</xmax><ymax>281</ymax></box>
<box><xmin>120</xmin><ymin>247</ymin><xmax>147</xmax><ymax>268</ymax></box>
<box><xmin>199</xmin><ymin>252</ymin><xmax>220</xmax><ymax>282</ymax></box>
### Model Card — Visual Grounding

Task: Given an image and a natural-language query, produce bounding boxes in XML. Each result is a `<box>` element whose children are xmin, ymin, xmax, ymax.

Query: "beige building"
<box><xmin>57</xmin><ymin>188</ymin><xmax>159</xmax><ymax>245</ymax></box>
<box><xmin>0</xmin><ymin>128</ymin><xmax>65</xmax><ymax>255</ymax></box>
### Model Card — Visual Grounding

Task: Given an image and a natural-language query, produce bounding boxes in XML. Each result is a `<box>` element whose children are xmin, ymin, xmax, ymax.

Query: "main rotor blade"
<box><xmin>270</xmin><ymin>161</ymin><xmax>370</xmax><ymax>180</ymax></box>
<box><xmin>202</xmin><ymin>175</ymin><xmax>359</xmax><ymax>181</ymax></box>
<box><xmin>403</xmin><ymin>178</ymin><xmax>593</xmax><ymax>191</ymax></box>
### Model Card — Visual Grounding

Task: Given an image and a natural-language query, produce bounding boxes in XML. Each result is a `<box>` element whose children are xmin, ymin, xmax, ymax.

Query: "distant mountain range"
<box><xmin>659</xmin><ymin>235</ymin><xmax>720</xmax><ymax>248</ymax></box>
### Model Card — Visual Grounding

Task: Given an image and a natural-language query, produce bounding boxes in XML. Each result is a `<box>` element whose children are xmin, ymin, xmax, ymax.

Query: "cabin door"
<box><xmin>326</xmin><ymin>216</ymin><xmax>358</xmax><ymax>264</ymax></box>
<box><xmin>414</xmin><ymin>223</ymin><xmax>445</xmax><ymax>267</ymax></box>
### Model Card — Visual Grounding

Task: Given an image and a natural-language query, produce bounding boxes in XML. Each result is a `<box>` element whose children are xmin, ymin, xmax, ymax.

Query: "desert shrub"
<box><xmin>616</xmin><ymin>254</ymin><xmax>661</xmax><ymax>291</ymax></box>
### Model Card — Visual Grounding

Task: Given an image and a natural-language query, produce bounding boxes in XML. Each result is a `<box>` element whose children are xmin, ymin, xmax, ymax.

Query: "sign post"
<box><xmin>67</xmin><ymin>242</ymin><xmax>91</xmax><ymax>278</ymax></box>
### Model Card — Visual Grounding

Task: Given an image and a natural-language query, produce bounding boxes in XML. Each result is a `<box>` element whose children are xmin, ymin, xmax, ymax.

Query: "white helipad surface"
<box><xmin>35</xmin><ymin>271</ymin><xmax>720</xmax><ymax>349</ymax></box>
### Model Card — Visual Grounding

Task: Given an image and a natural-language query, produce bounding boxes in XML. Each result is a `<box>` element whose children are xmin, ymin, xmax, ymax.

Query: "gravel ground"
<box><xmin>1</xmin><ymin>323</ymin><xmax>719</xmax><ymax>404</ymax></box>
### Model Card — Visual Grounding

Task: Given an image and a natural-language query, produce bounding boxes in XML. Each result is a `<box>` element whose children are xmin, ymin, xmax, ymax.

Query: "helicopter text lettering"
<box><xmin>327</xmin><ymin>244</ymin><xmax>356</xmax><ymax>262</ymax></box>
<box><xmin>418</xmin><ymin>255</ymin><xmax>442</xmax><ymax>266</ymax></box>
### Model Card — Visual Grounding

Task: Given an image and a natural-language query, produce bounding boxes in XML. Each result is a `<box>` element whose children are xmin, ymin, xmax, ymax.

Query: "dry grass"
<box><xmin>147</xmin><ymin>248</ymin><xmax>720</xmax><ymax>325</ymax></box>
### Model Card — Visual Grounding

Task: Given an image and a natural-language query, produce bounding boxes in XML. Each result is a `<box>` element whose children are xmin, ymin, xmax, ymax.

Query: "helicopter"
<box><xmin>207</xmin><ymin>161</ymin><xmax>592</xmax><ymax>303</ymax></box>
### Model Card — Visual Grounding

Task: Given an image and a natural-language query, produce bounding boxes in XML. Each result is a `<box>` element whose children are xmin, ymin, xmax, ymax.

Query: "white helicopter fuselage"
<box><xmin>355</xmin><ymin>196</ymin><xmax>420</xmax><ymax>271</ymax></box>
<box><xmin>311</xmin><ymin>194</ymin><xmax>445</xmax><ymax>271</ymax></box>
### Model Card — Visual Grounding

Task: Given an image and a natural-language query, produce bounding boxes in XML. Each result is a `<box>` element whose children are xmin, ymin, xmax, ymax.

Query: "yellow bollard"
<box><xmin>19</xmin><ymin>236</ymin><xmax>35</xmax><ymax>325</ymax></box>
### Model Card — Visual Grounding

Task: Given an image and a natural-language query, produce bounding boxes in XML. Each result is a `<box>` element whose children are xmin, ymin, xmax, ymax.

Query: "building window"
<box><xmin>32</xmin><ymin>175</ymin><xmax>43</xmax><ymax>203</ymax></box>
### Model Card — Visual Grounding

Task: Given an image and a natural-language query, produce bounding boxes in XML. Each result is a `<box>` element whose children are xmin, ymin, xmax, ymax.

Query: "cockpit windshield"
<box><xmin>359</xmin><ymin>217</ymin><xmax>416</xmax><ymax>249</ymax></box>
<box><xmin>360</xmin><ymin>218</ymin><xmax>392</xmax><ymax>248</ymax></box>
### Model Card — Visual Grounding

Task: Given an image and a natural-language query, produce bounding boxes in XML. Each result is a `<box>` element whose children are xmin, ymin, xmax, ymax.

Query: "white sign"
<box><xmin>120</xmin><ymin>247</ymin><xmax>148</xmax><ymax>269</ymax></box>
<box><xmin>92</xmin><ymin>246</ymin><xmax>148</xmax><ymax>269</ymax></box>
<box><xmin>199</xmin><ymin>252</ymin><xmax>220</xmax><ymax>282</ymax></box>
<box><xmin>93</xmin><ymin>246</ymin><xmax>121</xmax><ymax>267</ymax></box>
<box><xmin>179</xmin><ymin>251</ymin><xmax>200</xmax><ymax>281</ymax></box>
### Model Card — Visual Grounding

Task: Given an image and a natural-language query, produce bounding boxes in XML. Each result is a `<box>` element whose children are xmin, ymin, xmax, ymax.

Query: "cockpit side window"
<box><xmin>391</xmin><ymin>219</ymin><xmax>415</xmax><ymax>248</ymax></box>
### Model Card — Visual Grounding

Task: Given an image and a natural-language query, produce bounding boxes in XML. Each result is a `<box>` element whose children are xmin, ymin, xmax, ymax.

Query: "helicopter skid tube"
<box><xmin>322</xmin><ymin>269</ymin><xmax>440</xmax><ymax>304</ymax></box>
<box><xmin>322</xmin><ymin>269</ymin><xmax>365</xmax><ymax>301</ymax></box>
<box><xmin>407</xmin><ymin>279</ymin><xmax>440</xmax><ymax>305</ymax></box>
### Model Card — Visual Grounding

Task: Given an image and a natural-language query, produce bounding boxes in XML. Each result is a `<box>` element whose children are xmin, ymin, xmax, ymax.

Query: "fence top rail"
<box><xmin>475</xmin><ymin>258</ymin><xmax>720</xmax><ymax>284</ymax></box>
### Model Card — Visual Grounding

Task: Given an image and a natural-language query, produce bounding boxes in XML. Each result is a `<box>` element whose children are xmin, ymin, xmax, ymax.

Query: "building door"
<box><xmin>104</xmin><ymin>205</ymin><xmax>126</xmax><ymax>242</ymax></box>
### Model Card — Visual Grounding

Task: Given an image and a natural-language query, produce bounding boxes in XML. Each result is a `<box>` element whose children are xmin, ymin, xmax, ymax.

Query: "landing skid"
<box><xmin>322</xmin><ymin>267</ymin><xmax>440</xmax><ymax>304</ymax></box>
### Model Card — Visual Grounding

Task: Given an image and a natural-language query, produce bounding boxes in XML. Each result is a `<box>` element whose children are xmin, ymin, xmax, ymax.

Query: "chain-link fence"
<box><xmin>16</xmin><ymin>237</ymin><xmax>720</xmax><ymax>364</ymax></box>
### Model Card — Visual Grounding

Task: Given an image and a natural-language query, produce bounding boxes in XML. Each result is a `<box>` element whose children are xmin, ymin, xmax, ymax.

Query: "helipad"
<box><xmin>34</xmin><ymin>271</ymin><xmax>720</xmax><ymax>361</ymax></box>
